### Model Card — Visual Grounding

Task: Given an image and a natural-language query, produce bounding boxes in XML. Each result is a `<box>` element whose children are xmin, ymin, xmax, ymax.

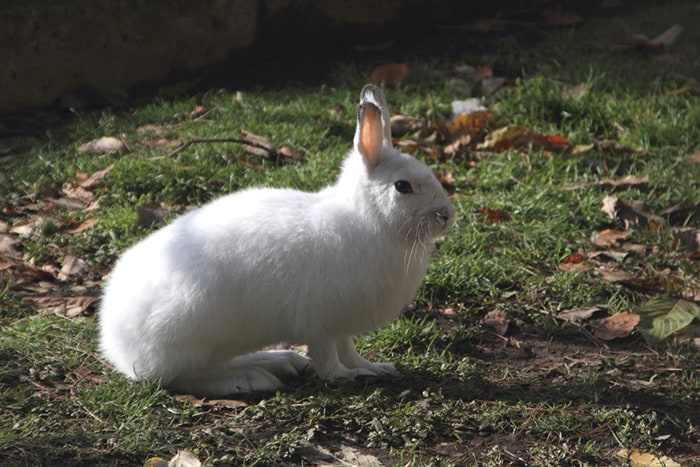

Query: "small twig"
<box><xmin>165</xmin><ymin>137</ymin><xmax>278</xmax><ymax>159</ymax></box>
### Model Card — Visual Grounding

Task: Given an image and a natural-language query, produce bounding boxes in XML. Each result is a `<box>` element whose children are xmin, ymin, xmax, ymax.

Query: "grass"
<box><xmin>2</xmin><ymin>2</ymin><xmax>700</xmax><ymax>465</ymax></box>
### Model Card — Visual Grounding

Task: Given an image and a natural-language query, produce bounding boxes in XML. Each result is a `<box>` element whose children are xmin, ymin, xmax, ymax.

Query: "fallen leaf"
<box><xmin>570</xmin><ymin>143</ymin><xmax>595</xmax><ymax>155</ymax></box>
<box><xmin>556</xmin><ymin>306</ymin><xmax>601</xmax><ymax>323</ymax></box>
<box><xmin>371</xmin><ymin>63</ymin><xmax>409</xmax><ymax>87</ymax></box>
<box><xmin>477</xmin><ymin>207</ymin><xmax>512</xmax><ymax>223</ymax></box>
<box><xmin>189</xmin><ymin>106</ymin><xmax>207</xmax><ymax>119</ymax></box>
<box><xmin>173</xmin><ymin>393</ymin><xmax>249</xmax><ymax>409</ymax></box>
<box><xmin>61</xmin><ymin>183</ymin><xmax>94</xmax><ymax>203</ymax></box>
<box><xmin>483</xmin><ymin>309</ymin><xmax>509</xmax><ymax>335</ymax></box>
<box><xmin>0</xmin><ymin>233</ymin><xmax>21</xmax><ymax>258</ymax></box>
<box><xmin>390</xmin><ymin>115</ymin><xmax>424</xmax><ymax>137</ymax></box>
<box><xmin>635</xmin><ymin>297</ymin><xmax>700</xmax><ymax>345</ymax></box>
<box><xmin>649</xmin><ymin>24</ymin><xmax>684</xmax><ymax>48</ymax></box>
<box><xmin>137</xmin><ymin>124</ymin><xmax>164</xmax><ymax>134</ymax></box>
<box><xmin>562</xmin><ymin>251</ymin><xmax>586</xmax><ymax>264</ymax></box>
<box><xmin>24</xmin><ymin>296</ymin><xmax>98</xmax><ymax>318</ymax></box>
<box><xmin>615</xmin><ymin>24</ymin><xmax>684</xmax><ymax>54</ymax></box>
<box><xmin>448</xmin><ymin>110</ymin><xmax>492</xmax><ymax>140</ymax></box>
<box><xmin>559</xmin><ymin>251</ymin><xmax>588</xmax><ymax>273</ymax></box>
<box><xmin>435</xmin><ymin>171</ymin><xmax>454</xmax><ymax>190</ymax></box>
<box><xmin>141</xmin><ymin>138</ymin><xmax>182</xmax><ymax>147</ymax></box>
<box><xmin>685</xmin><ymin>151</ymin><xmax>700</xmax><ymax>163</ymax></box>
<box><xmin>78</xmin><ymin>136</ymin><xmax>129</xmax><ymax>154</ymax></box>
<box><xmin>600</xmin><ymin>270</ymin><xmax>634</xmax><ymax>282</ymax></box>
<box><xmin>614</xmin><ymin>448</ymin><xmax>682</xmax><ymax>467</ymax></box>
<box><xmin>75</xmin><ymin>163</ymin><xmax>116</xmax><ymax>188</ymax></box>
<box><xmin>168</xmin><ymin>450</ymin><xmax>202</xmax><ymax>467</ymax></box>
<box><xmin>618</xmin><ymin>275</ymin><xmax>683</xmax><ymax>293</ymax></box>
<box><xmin>564</xmin><ymin>175</ymin><xmax>649</xmax><ymax>190</ymax></box>
<box><xmin>600</xmin><ymin>194</ymin><xmax>665</xmax><ymax>230</ymax></box>
<box><xmin>205</xmin><ymin>398</ymin><xmax>250</xmax><ymax>409</ymax></box>
<box><xmin>476</xmin><ymin>125</ymin><xmax>529</xmax><ymax>151</ymax></box>
<box><xmin>144</xmin><ymin>457</ymin><xmax>169</xmax><ymax>467</ymax></box>
<box><xmin>476</xmin><ymin>125</ymin><xmax>568</xmax><ymax>152</ymax></box>
<box><xmin>587</xmin><ymin>250</ymin><xmax>628</xmax><ymax>263</ymax></box>
<box><xmin>594</xmin><ymin>229</ymin><xmax>632</xmax><ymax>247</ymax></box>
<box><xmin>239</xmin><ymin>130</ymin><xmax>275</xmax><ymax>157</ymax></box>
<box><xmin>593</xmin><ymin>311</ymin><xmax>639</xmax><ymax>340</ymax></box>
<box><xmin>532</xmin><ymin>133</ymin><xmax>570</xmax><ymax>151</ymax></box>
<box><xmin>58</xmin><ymin>255</ymin><xmax>88</xmax><ymax>281</ymax></box>
<box><xmin>64</xmin><ymin>218</ymin><xmax>99</xmax><ymax>234</ymax></box>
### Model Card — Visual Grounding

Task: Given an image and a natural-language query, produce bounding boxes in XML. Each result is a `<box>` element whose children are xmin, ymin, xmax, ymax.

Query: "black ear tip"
<box><xmin>360</xmin><ymin>84</ymin><xmax>385</xmax><ymax>104</ymax></box>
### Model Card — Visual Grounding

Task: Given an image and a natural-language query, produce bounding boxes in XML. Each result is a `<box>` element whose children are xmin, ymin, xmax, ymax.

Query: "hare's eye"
<box><xmin>394</xmin><ymin>180</ymin><xmax>413</xmax><ymax>194</ymax></box>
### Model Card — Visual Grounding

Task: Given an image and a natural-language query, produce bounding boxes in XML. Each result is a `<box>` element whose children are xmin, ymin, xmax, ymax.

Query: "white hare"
<box><xmin>99</xmin><ymin>85</ymin><xmax>454</xmax><ymax>396</ymax></box>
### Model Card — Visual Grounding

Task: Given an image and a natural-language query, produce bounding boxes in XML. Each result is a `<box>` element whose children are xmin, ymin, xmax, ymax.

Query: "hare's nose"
<box><xmin>436</xmin><ymin>207</ymin><xmax>452</xmax><ymax>224</ymax></box>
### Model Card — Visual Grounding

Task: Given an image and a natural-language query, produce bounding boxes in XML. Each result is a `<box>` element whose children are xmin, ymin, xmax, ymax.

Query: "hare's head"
<box><xmin>339</xmin><ymin>85</ymin><xmax>454</xmax><ymax>244</ymax></box>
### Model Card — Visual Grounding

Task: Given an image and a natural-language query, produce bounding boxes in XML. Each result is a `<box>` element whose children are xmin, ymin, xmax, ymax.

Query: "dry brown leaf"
<box><xmin>588</xmin><ymin>250</ymin><xmax>629</xmax><ymax>263</ymax></box>
<box><xmin>435</xmin><ymin>171</ymin><xmax>455</xmax><ymax>190</ymax></box>
<box><xmin>594</xmin><ymin>229</ymin><xmax>632</xmax><ymax>247</ymax></box>
<box><xmin>168</xmin><ymin>450</ymin><xmax>202</xmax><ymax>467</ymax></box>
<box><xmin>600</xmin><ymin>270</ymin><xmax>634</xmax><ymax>282</ymax></box>
<box><xmin>483</xmin><ymin>309</ymin><xmax>509</xmax><ymax>335</ymax></box>
<box><xmin>476</xmin><ymin>125</ymin><xmax>569</xmax><ymax>152</ymax></box>
<box><xmin>615</xmin><ymin>24</ymin><xmax>683</xmax><ymax>53</ymax></box>
<box><xmin>239</xmin><ymin>130</ymin><xmax>275</xmax><ymax>156</ymax></box>
<box><xmin>58</xmin><ymin>255</ymin><xmax>88</xmax><ymax>281</ymax></box>
<box><xmin>173</xmin><ymin>393</ymin><xmax>248</xmax><ymax>409</ymax></box>
<box><xmin>137</xmin><ymin>123</ymin><xmax>164</xmax><ymax>134</ymax></box>
<box><xmin>189</xmin><ymin>106</ymin><xmax>207</xmax><ymax>119</ymax></box>
<box><xmin>61</xmin><ymin>182</ymin><xmax>94</xmax><ymax>204</ymax></box>
<box><xmin>24</xmin><ymin>296</ymin><xmax>97</xmax><ymax>318</ymax></box>
<box><xmin>64</xmin><ymin>218</ymin><xmax>99</xmax><ymax>234</ymax></box>
<box><xmin>277</xmin><ymin>146</ymin><xmax>301</xmax><ymax>160</ymax></box>
<box><xmin>141</xmin><ymin>138</ymin><xmax>182</xmax><ymax>147</ymax></box>
<box><xmin>477</xmin><ymin>207</ymin><xmax>512</xmax><ymax>223</ymax></box>
<box><xmin>0</xmin><ymin>233</ymin><xmax>21</xmax><ymax>258</ymax></box>
<box><xmin>390</xmin><ymin>115</ymin><xmax>424</xmax><ymax>137</ymax></box>
<box><xmin>556</xmin><ymin>306</ymin><xmax>601</xmax><ymax>323</ymax></box>
<box><xmin>618</xmin><ymin>275</ymin><xmax>683</xmax><ymax>293</ymax></box>
<box><xmin>448</xmin><ymin>110</ymin><xmax>492</xmax><ymax>140</ymax></box>
<box><xmin>78</xmin><ymin>136</ymin><xmax>129</xmax><ymax>154</ymax></box>
<box><xmin>75</xmin><ymin>163</ymin><xmax>116</xmax><ymax>189</ymax></box>
<box><xmin>614</xmin><ymin>448</ymin><xmax>681</xmax><ymax>467</ymax></box>
<box><xmin>371</xmin><ymin>63</ymin><xmax>409</xmax><ymax>87</ymax></box>
<box><xmin>600</xmin><ymin>194</ymin><xmax>665</xmax><ymax>230</ymax></box>
<box><xmin>559</xmin><ymin>251</ymin><xmax>589</xmax><ymax>273</ymax></box>
<box><xmin>564</xmin><ymin>175</ymin><xmax>649</xmax><ymax>190</ymax></box>
<box><xmin>686</xmin><ymin>151</ymin><xmax>700</xmax><ymax>163</ymax></box>
<box><xmin>593</xmin><ymin>311</ymin><xmax>639</xmax><ymax>340</ymax></box>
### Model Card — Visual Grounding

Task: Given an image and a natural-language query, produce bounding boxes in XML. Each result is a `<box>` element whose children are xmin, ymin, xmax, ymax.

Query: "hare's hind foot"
<box><xmin>168</xmin><ymin>350</ymin><xmax>311</xmax><ymax>397</ymax></box>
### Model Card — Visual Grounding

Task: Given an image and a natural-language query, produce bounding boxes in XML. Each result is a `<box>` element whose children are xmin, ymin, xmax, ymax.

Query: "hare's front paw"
<box><xmin>363</xmin><ymin>361</ymin><xmax>397</xmax><ymax>376</ymax></box>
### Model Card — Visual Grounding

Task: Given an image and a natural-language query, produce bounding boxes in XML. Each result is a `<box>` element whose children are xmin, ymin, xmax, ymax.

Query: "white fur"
<box><xmin>99</xmin><ymin>85</ymin><xmax>454</xmax><ymax>396</ymax></box>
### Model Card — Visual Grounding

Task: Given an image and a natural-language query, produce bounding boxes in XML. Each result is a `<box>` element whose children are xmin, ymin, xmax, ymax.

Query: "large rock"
<box><xmin>1</xmin><ymin>0</ymin><xmax>257</xmax><ymax>112</ymax></box>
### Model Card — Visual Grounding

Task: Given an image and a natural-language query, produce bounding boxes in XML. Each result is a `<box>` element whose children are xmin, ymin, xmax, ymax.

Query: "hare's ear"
<box><xmin>354</xmin><ymin>85</ymin><xmax>392</xmax><ymax>169</ymax></box>
<box><xmin>355</xmin><ymin>102</ymin><xmax>384</xmax><ymax>169</ymax></box>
